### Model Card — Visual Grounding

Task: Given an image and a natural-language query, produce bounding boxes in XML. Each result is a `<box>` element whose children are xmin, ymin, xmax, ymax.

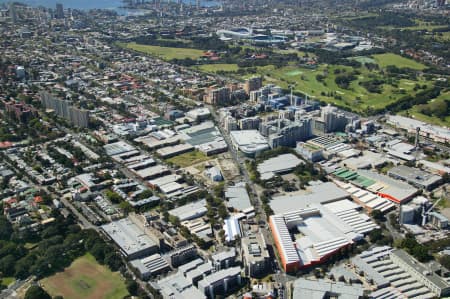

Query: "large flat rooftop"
<box><xmin>101</xmin><ymin>217</ymin><xmax>157</xmax><ymax>258</ymax></box>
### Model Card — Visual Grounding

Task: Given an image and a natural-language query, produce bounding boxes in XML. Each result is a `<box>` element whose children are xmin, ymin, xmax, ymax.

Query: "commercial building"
<box><xmin>229</xmin><ymin>130</ymin><xmax>269</xmax><ymax>157</ymax></box>
<box><xmin>241</xmin><ymin>233</ymin><xmax>269</xmax><ymax>278</ymax></box>
<box><xmin>387</xmin><ymin>165</ymin><xmax>442</xmax><ymax>191</ymax></box>
<box><xmin>55</xmin><ymin>3</ymin><xmax>64</xmax><ymax>18</ymax></box>
<box><xmin>257</xmin><ymin>153</ymin><xmax>303</xmax><ymax>180</ymax></box>
<box><xmin>292</xmin><ymin>278</ymin><xmax>365</xmax><ymax>299</ymax></box>
<box><xmin>101</xmin><ymin>218</ymin><xmax>158</xmax><ymax>260</ymax></box>
<box><xmin>186</xmin><ymin>107</ymin><xmax>211</xmax><ymax>121</ymax></box>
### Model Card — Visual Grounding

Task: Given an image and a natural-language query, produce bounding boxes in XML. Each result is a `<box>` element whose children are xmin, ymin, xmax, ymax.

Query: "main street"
<box><xmin>207</xmin><ymin>105</ymin><xmax>293</xmax><ymax>291</ymax></box>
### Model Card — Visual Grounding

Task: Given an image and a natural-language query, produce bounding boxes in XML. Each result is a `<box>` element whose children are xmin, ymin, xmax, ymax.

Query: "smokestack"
<box><xmin>415</xmin><ymin>127</ymin><xmax>420</xmax><ymax>149</ymax></box>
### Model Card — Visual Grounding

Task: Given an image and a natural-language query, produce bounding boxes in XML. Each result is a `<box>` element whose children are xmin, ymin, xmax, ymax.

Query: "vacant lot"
<box><xmin>166</xmin><ymin>150</ymin><xmax>211</xmax><ymax>168</ymax></box>
<box><xmin>41</xmin><ymin>254</ymin><xmax>128</xmax><ymax>299</ymax></box>
<box><xmin>372</xmin><ymin>53</ymin><xmax>426</xmax><ymax>70</ymax></box>
<box><xmin>119</xmin><ymin>42</ymin><xmax>204</xmax><ymax>60</ymax></box>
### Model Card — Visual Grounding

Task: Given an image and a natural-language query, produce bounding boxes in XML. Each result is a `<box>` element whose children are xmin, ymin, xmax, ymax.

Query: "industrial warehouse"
<box><xmin>269</xmin><ymin>182</ymin><xmax>379</xmax><ymax>272</ymax></box>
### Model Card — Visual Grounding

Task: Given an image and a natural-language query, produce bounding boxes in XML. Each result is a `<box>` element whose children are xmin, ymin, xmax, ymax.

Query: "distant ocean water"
<box><xmin>0</xmin><ymin>0</ymin><xmax>220</xmax><ymax>10</ymax></box>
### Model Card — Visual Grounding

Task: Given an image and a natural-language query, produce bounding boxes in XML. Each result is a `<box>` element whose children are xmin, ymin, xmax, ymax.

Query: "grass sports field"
<box><xmin>166</xmin><ymin>150</ymin><xmax>211</xmax><ymax>168</ymax></box>
<box><xmin>41</xmin><ymin>254</ymin><xmax>128</xmax><ymax>299</ymax></box>
<box><xmin>119</xmin><ymin>42</ymin><xmax>204</xmax><ymax>60</ymax></box>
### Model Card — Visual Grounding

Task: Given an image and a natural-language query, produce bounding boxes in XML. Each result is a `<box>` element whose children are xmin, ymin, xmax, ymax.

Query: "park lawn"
<box><xmin>425</xmin><ymin>31</ymin><xmax>450</xmax><ymax>41</ymax></box>
<box><xmin>196</xmin><ymin>63</ymin><xmax>239</xmax><ymax>73</ymax></box>
<box><xmin>372</xmin><ymin>53</ymin><xmax>426</xmax><ymax>70</ymax></box>
<box><xmin>166</xmin><ymin>150</ymin><xmax>211</xmax><ymax>168</ymax></box>
<box><xmin>41</xmin><ymin>253</ymin><xmax>128</xmax><ymax>299</ymax></box>
<box><xmin>1</xmin><ymin>277</ymin><xmax>15</xmax><ymax>287</ymax></box>
<box><xmin>119</xmin><ymin>42</ymin><xmax>204</xmax><ymax>60</ymax></box>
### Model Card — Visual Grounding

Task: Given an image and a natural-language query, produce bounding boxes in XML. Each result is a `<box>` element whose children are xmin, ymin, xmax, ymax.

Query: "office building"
<box><xmin>168</xmin><ymin>245</ymin><xmax>198</xmax><ymax>267</ymax></box>
<box><xmin>211</xmin><ymin>248</ymin><xmax>236</xmax><ymax>271</ymax></box>
<box><xmin>429</xmin><ymin>212</ymin><xmax>448</xmax><ymax>229</ymax></box>
<box><xmin>197</xmin><ymin>266</ymin><xmax>242</xmax><ymax>298</ymax></box>
<box><xmin>130</xmin><ymin>254</ymin><xmax>171</xmax><ymax>280</ymax></box>
<box><xmin>241</xmin><ymin>233</ymin><xmax>270</xmax><ymax>278</ymax></box>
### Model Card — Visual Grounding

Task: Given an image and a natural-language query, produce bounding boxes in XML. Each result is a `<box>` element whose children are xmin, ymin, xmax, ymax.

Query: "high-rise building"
<box><xmin>238</xmin><ymin>116</ymin><xmax>260</xmax><ymax>130</ymax></box>
<box><xmin>204</xmin><ymin>87</ymin><xmax>230</xmax><ymax>106</ymax></box>
<box><xmin>244</xmin><ymin>77</ymin><xmax>262</xmax><ymax>95</ymax></box>
<box><xmin>55</xmin><ymin>3</ymin><xmax>64</xmax><ymax>19</ymax></box>
<box><xmin>241</xmin><ymin>233</ymin><xmax>269</xmax><ymax>278</ymax></box>
<box><xmin>320</xmin><ymin>105</ymin><xmax>358</xmax><ymax>133</ymax></box>
<box><xmin>260</xmin><ymin>118</ymin><xmax>313</xmax><ymax>148</ymax></box>
<box><xmin>40</xmin><ymin>92</ymin><xmax>89</xmax><ymax>128</ymax></box>
<box><xmin>9</xmin><ymin>3</ymin><xmax>17</xmax><ymax>23</ymax></box>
